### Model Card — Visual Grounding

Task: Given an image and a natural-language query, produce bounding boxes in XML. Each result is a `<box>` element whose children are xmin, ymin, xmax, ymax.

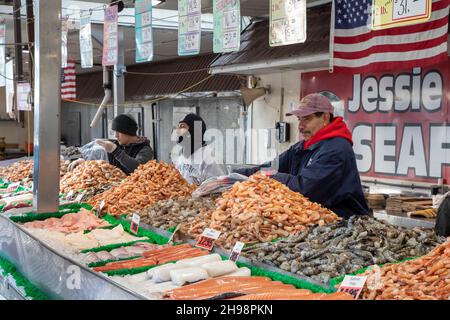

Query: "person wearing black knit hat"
<box><xmin>173</xmin><ymin>113</ymin><xmax>224</xmax><ymax>184</ymax></box>
<box><xmin>69</xmin><ymin>114</ymin><xmax>154</xmax><ymax>175</ymax></box>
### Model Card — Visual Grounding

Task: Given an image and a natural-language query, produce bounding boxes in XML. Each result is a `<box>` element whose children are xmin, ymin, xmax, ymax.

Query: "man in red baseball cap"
<box><xmin>235</xmin><ymin>93</ymin><xmax>368</xmax><ymax>218</ymax></box>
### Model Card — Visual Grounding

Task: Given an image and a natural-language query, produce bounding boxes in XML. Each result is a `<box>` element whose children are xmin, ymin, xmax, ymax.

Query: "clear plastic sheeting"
<box><xmin>0</xmin><ymin>215</ymin><xmax>144</xmax><ymax>300</ymax></box>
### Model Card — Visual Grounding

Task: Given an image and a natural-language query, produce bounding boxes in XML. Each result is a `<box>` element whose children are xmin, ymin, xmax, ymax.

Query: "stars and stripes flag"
<box><xmin>61</xmin><ymin>61</ymin><xmax>76</xmax><ymax>100</ymax></box>
<box><xmin>331</xmin><ymin>0</ymin><xmax>450</xmax><ymax>74</ymax></box>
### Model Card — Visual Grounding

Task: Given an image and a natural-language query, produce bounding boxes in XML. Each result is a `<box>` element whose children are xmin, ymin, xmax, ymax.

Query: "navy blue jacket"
<box><xmin>235</xmin><ymin>137</ymin><xmax>369</xmax><ymax>218</ymax></box>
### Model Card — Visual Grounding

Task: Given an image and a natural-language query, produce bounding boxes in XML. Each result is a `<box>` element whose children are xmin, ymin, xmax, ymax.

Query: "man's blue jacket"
<box><xmin>235</xmin><ymin>137</ymin><xmax>369</xmax><ymax>218</ymax></box>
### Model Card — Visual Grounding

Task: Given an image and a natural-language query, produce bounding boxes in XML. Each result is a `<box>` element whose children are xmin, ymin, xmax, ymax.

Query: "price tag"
<box><xmin>8</xmin><ymin>182</ymin><xmax>20</xmax><ymax>192</ymax></box>
<box><xmin>66</xmin><ymin>190</ymin><xmax>74</xmax><ymax>200</ymax></box>
<box><xmin>168</xmin><ymin>224</ymin><xmax>181</xmax><ymax>243</ymax></box>
<box><xmin>195</xmin><ymin>228</ymin><xmax>221</xmax><ymax>251</ymax></box>
<box><xmin>229</xmin><ymin>241</ymin><xmax>245</xmax><ymax>262</ymax></box>
<box><xmin>98</xmin><ymin>200</ymin><xmax>106</xmax><ymax>215</ymax></box>
<box><xmin>75</xmin><ymin>193</ymin><xmax>85</xmax><ymax>203</ymax></box>
<box><xmin>338</xmin><ymin>275</ymin><xmax>367</xmax><ymax>300</ymax></box>
<box><xmin>130</xmin><ymin>213</ymin><xmax>140</xmax><ymax>235</ymax></box>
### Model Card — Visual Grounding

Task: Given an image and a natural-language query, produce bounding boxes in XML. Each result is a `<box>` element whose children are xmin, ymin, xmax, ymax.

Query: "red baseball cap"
<box><xmin>286</xmin><ymin>93</ymin><xmax>334</xmax><ymax>117</ymax></box>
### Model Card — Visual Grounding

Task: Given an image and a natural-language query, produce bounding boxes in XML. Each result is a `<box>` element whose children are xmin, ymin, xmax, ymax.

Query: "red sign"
<box><xmin>301</xmin><ymin>60</ymin><xmax>450</xmax><ymax>185</ymax></box>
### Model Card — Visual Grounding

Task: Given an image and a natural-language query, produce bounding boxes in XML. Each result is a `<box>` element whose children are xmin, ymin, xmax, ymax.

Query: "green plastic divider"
<box><xmin>328</xmin><ymin>256</ymin><xmax>420</xmax><ymax>288</ymax></box>
<box><xmin>9</xmin><ymin>203</ymin><xmax>92</xmax><ymax>223</ymax></box>
<box><xmin>0</xmin><ymin>255</ymin><xmax>50</xmax><ymax>300</ymax></box>
<box><xmin>80</xmin><ymin>239</ymin><xmax>157</xmax><ymax>254</ymax></box>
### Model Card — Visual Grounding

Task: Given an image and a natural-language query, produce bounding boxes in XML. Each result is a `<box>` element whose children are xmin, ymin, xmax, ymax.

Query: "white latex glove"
<box><xmin>68</xmin><ymin>158</ymin><xmax>85</xmax><ymax>171</ymax></box>
<box><xmin>95</xmin><ymin>139</ymin><xmax>117</xmax><ymax>153</ymax></box>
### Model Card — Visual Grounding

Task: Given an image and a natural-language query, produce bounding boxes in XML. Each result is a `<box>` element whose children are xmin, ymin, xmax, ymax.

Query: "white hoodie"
<box><xmin>174</xmin><ymin>145</ymin><xmax>225</xmax><ymax>184</ymax></box>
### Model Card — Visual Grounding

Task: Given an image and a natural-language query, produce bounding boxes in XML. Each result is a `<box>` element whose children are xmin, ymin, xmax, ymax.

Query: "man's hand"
<box><xmin>96</xmin><ymin>139</ymin><xmax>117</xmax><ymax>153</ymax></box>
<box><xmin>68</xmin><ymin>158</ymin><xmax>85</xmax><ymax>171</ymax></box>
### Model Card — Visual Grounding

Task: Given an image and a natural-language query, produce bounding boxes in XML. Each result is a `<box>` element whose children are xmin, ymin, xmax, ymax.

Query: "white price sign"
<box><xmin>130</xmin><ymin>213</ymin><xmax>141</xmax><ymax>235</ymax></box>
<box><xmin>195</xmin><ymin>228</ymin><xmax>221</xmax><ymax>251</ymax></box>
<box><xmin>338</xmin><ymin>275</ymin><xmax>367</xmax><ymax>299</ymax></box>
<box><xmin>98</xmin><ymin>200</ymin><xmax>106</xmax><ymax>215</ymax></box>
<box><xmin>66</xmin><ymin>190</ymin><xmax>74</xmax><ymax>200</ymax></box>
<box><xmin>229</xmin><ymin>241</ymin><xmax>245</xmax><ymax>262</ymax></box>
<box><xmin>393</xmin><ymin>0</ymin><xmax>428</xmax><ymax>20</ymax></box>
<box><xmin>8</xmin><ymin>182</ymin><xmax>20</xmax><ymax>192</ymax></box>
<box><xmin>75</xmin><ymin>193</ymin><xmax>85</xmax><ymax>203</ymax></box>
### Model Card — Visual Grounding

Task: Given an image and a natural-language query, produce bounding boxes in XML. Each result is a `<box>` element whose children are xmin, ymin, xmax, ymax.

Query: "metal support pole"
<box><xmin>32</xmin><ymin>0</ymin><xmax>61</xmax><ymax>213</ymax></box>
<box><xmin>113</xmin><ymin>29</ymin><xmax>125</xmax><ymax>117</ymax></box>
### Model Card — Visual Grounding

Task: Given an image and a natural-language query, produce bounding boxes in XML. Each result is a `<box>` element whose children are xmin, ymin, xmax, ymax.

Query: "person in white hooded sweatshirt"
<box><xmin>172</xmin><ymin>114</ymin><xmax>225</xmax><ymax>184</ymax></box>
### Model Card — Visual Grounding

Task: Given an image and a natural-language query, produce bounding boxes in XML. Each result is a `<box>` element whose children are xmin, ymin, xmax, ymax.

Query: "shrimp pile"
<box><xmin>182</xmin><ymin>173</ymin><xmax>339</xmax><ymax>249</ymax></box>
<box><xmin>60</xmin><ymin>160</ymin><xmax>126</xmax><ymax>196</ymax></box>
<box><xmin>0</xmin><ymin>160</ymin><xmax>69</xmax><ymax>183</ymax></box>
<box><xmin>361</xmin><ymin>239</ymin><xmax>450</xmax><ymax>300</ymax></box>
<box><xmin>89</xmin><ymin>161</ymin><xmax>195</xmax><ymax>216</ymax></box>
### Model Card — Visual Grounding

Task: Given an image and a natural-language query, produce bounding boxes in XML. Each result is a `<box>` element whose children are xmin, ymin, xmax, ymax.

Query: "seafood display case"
<box><xmin>0</xmin><ymin>214</ymin><xmax>145</xmax><ymax>300</ymax></box>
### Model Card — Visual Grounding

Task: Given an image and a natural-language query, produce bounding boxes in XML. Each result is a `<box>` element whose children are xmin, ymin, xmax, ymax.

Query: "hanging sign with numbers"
<box><xmin>338</xmin><ymin>275</ymin><xmax>367</xmax><ymax>299</ymax></box>
<box><xmin>61</xmin><ymin>17</ymin><xmax>69</xmax><ymax>68</ymax></box>
<box><xmin>270</xmin><ymin>0</ymin><xmax>306</xmax><ymax>47</ymax></box>
<box><xmin>213</xmin><ymin>0</ymin><xmax>241</xmax><ymax>53</ymax></box>
<box><xmin>102</xmin><ymin>5</ymin><xmax>119</xmax><ymax>66</ymax></box>
<box><xmin>372</xmin><ymin>0</ymin><xmax>431</xmax><ymax>30</ymax></box>
<box><xmin>80</xmin><ymin>14</ymin><xmax>93</xmax><ymax>68</ymax></box>
<box><xmin>0</xmin><ymin>23</ymin><xmax>6</xmax><ymax>87</ymax></box>
<box><xmin>135</xmin><ymin>0</ymin><xmax>154</xmax><ymax>63</ymax></box>
<box><xmin>195</xmin><ymin>228</ymin><xmax>221</xmax><ymax>251</ymax></box>
<box><xmin>178</xmin><ymin>0</ymin><xmax>202</xmax><ymax>55</ymax></box>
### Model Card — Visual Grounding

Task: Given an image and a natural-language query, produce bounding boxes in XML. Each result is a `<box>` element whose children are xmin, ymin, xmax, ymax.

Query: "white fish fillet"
<box><xmin>201</xmin><ymin>260</ymin><xmax>238</xmax><ymax>277</ymax></box>
<box><xmin>175</xmin><ymin>253</ymin><xmax>222</xmax><ymax>267</ymax></box>
<box><xmin>149</xmin><ymin>263</ymin><xmax>191</xmax><ymax>283</ymax></box>
<box><xmin>170</xmin><ymin>267</ymin><xmax>209</xmax><ymax>286</ymax></box>
<box><xmin>223</xmin><ymin>267</ymin><xmax>251</xmax><ymax>277</ymax></box>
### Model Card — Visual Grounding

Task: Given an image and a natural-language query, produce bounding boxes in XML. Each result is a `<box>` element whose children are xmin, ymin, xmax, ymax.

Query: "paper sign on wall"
<box><xmin>102</xmin><ymin>5</ymin><xmax>119</xmax><ymax>66</ymax></box>
<box><xmin>270</xmin><ymin>0</ymin><xmax>306</xmax><ymax>47</ymax></box>
<box><xmin>213</xmin><ymin>0</ymin><xmax>241</xmax><ymax>53</ymax></box>
<box><xmin>135</xmin><ymin>0</ymin><xmax>154</xmax><ymax>63</ymax></box>
<box><xmin>178</xmin><ymin>0</ymin><xmax>202</xmax><ymax>55</ymax></box>
<box><xmin>80</xmin><ymin>14</ymin><xmax>93</xmax><ymax>68</ymax></box>
<box><xmin>17</xmin><ymin>82</ymin><xmax>31</xmax><ymax>111</ymax></box>
<box><xmin>372</xmin><ymin>0</ymin><xmax>431</xmax><ymax>30</ymax></box>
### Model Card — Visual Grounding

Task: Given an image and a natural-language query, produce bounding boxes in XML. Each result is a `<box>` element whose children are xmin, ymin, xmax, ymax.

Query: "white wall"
<box><xmin>249</xmin><ymin>70</ymin><xmax>302</xmax><ymax>164</ymax></box>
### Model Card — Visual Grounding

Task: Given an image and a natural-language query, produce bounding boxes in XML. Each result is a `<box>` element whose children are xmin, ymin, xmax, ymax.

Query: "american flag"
<box><xmin>61</xmin><ymin>61</ymin><xmax>76</xmax><ymax>100</ymax></box>
<box><xmin>332</xmin><ymin>0</ymin><xmax>449</xmax><ymax>74</ymax></box>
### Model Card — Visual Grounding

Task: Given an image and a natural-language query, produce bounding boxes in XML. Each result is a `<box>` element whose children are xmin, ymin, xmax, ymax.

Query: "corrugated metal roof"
<box><xmin>210</xmin><ymin>4</ymin><xmax>331</xmax><ymax>68</ymax></box>
<box><xmin>77</xmin><ymin>53</ymin><xmax>241</xmax><ymax>101</ymax></box>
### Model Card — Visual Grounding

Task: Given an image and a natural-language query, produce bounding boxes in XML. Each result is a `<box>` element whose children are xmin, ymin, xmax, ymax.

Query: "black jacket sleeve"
<box><xmin>232</xmin><ymin>146</ymin><xmax>293</xmax><ymax>177</ymax></box>
<box><xmin>110</xmin><ymin>145</ymin><xmax>154</xmax><ymax>173</ymax></box>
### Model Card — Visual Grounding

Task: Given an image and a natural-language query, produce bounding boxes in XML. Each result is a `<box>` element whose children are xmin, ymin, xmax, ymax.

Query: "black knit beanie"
<box><xmin>112</xmin><ymin>114</ymin><xmax>138</xmax><ymax>136</ymax></box>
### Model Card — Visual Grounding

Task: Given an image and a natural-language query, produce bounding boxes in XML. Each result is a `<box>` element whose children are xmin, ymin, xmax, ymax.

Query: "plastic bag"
<box><xmin>192</xmin><ymin>173</ymin><xmax>248</xmax><ymax>198</ymax></box>
<box><xmin>80</xmin><ymin>141</ymin><xmax>109</xmax><ymax>161</ymax></box>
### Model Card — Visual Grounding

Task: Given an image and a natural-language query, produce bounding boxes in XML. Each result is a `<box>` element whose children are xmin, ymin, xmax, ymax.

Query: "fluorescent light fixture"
<box><xmin>152</xmin><ymin>0</ymin><xmax>164</xmax><ymax>5</ymax></box>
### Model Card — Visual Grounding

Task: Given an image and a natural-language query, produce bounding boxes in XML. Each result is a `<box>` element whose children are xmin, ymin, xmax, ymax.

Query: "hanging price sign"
<box><xmin>338</xmin><ymin>275</ymin><xmax>367</xmax><ymax>299</ymax></box>
<box><xmin>130</xmin><ymin>213</ymin><xmax>141</xmax><ymax>235</ymax></box>
<box><xmin>229</xmin><ymin>241</ymin><xmax>245</xmax><ymax>262</ymax></box>
<box><xmin>195</xmin><ymin>228</ymin><xmax>221</xmax><ymax>251</ymax></box>
<box><xmin>372</xmin><ymin>0</ymin><xmax>431</xmax><ymax>30</ymax></box>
